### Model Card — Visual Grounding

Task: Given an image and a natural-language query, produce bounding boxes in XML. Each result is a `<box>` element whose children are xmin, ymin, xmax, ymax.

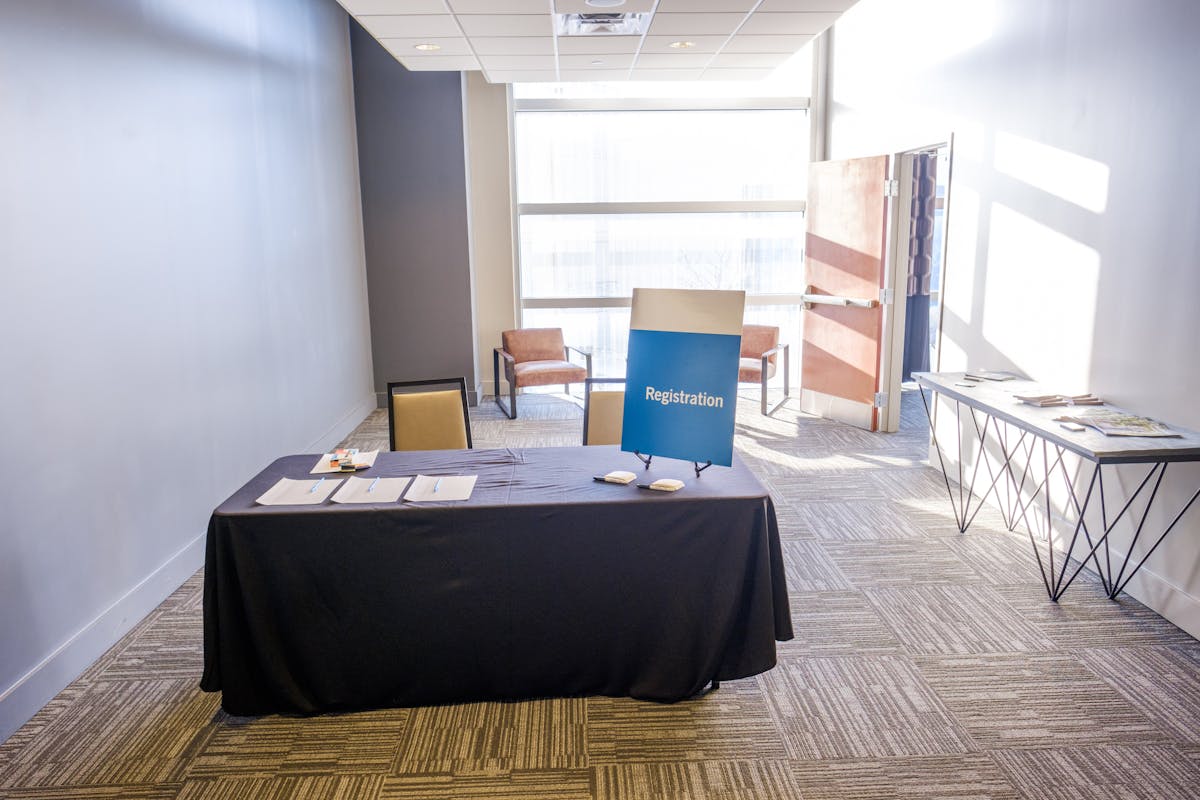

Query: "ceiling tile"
<box><xmin>721</xmin><ymin>34</ymin><xmax>813</xmax><ymax>53</ymax></box>
<box><xmin>448</xmin><ymin>0</ymin><xmax>547</xmax><ymax>12</ymax></box>
<box><xmin>634</xmin><ymin>52</ymin><xmax>713</xmax><ymax>68</ymax></box>
<box><xmin>484</xmin><ymin>69</ymin><xmax>559</xmax><ymax>83</ymax></box>
<box><xmin>756</xmin><ymin>0</ymin><xmax>858</xmax><ymax>11</ymax></box>
<box><xmin>398</xmin><ymin>54</ymin><xmax>482</xmax><ymax>70</ymax></box>
<box><xmin>457</xmin><ymin>13</ymin><xmax>552</xmax><ymax>36</ymax></box>
<box><xmin>557</xmin><ymin>69</ymin><xmax>633</xmax><ymax>81</ymax></box>
<box><xmin>654</xmin><ymin>0</ymin><xmax>756</xmax><ymax>11</ymax></box>
<box><xmin>629</xmin><ymin>68</ymin><xmax>706</xmax><ymax>81</ymax></box>
<box><xmin>379</xmin><ymin>37</ymin><xmax>475</xmax><ymax>56</ymax></box>
<box><xmin>737</xmin><ymin>11</ymin><xmax>840</xmax><ymax>35</ymax></box>
<box><xmin>356</xmin><ymin>14</ymin><xmax>461</xmax><ymax>37</ymax></box>
<box><xmin>471</xmin><ymin>36</ymin><xmax>557</xmax><ymax>55</ymax></box>
<box><xmin>647</xmin><ymin>12</ymin><xmax>746</xmax><ymax>36</ymax></box>
<box><xmin>639</xmin><ymin>35</ymin><xmax>728</xmax><ymax>54</ymax></box>
<box><xmin>553</xmin><ymin>34</ymin><xmax>642</xmax><ymax>55</ymax></box>
<box><xmin>478</xmin><ymin>54</ymin><xmax>557</xmax><ymax>70</ymax></box>
<box><xmin>700</xmin><ymin>67</ymin><xmax>772</xmax><ymax>80</ymax></box>
<box><xmin>709</xmin><ymin>51</ymin><xmax>792</xmax><ymax>68</ymax></box>
<box><xmin>338</xmin><ymin>0</ymin><xmax>448</xmax><ymax>13</ymax></box>
<box><xmin>554</xmin><ymin>0</ymin><xmax>655</xmax><ymax>11</ymax></box>
<box><xmin>559</xmin><ymin>53</ymin><xmax>635</xmax><ymax>69</ymax></box>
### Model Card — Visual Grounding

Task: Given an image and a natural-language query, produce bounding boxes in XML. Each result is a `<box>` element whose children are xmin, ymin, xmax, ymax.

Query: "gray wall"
<box><xmin>0</xmin><ymin>0</ymin><xmax>374</xmax><ymax>741</ymax></box>
<box><xmin>349</xmin><ymin>23</ymin><xmax>479</xmax><ymax>404</ymax></box>
<box><xmin>828</xmin><ymin>0</ymin><xmax>1200</xmax><ymax>634</ymax></box>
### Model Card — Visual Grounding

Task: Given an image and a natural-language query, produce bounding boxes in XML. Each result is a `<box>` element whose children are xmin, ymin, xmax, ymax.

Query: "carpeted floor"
<box><xmin>2</xmin><ymin>390</ymin><xmax>1199</xmax><ymax>799</ymax></box>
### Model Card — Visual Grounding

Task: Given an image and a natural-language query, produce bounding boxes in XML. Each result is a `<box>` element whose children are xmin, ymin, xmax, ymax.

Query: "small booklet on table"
<box><xmin>311</xmin><ymin>449</ymin><xmax>378</xmax><ymax>474</ymax></box>
<box><xmin>1054</xmin><ymin>409</ymin><xmax>1180</xmax><ymax>437</ymax></box>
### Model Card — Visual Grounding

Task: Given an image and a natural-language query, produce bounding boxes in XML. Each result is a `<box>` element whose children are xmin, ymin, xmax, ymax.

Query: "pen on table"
<box><xmin>367</xmin><ymin>476</ymin><xmax>380</xmax><ymax>493</ymax></box>
<box><xmin>309</xmin><ymin>476</ymin><xmax>325</xmax><ymax>494</ymax></box>
<box><xmin>433</xmin><ymin>478</ymin><xmax>442</xmax><ymax>493</ymax></box>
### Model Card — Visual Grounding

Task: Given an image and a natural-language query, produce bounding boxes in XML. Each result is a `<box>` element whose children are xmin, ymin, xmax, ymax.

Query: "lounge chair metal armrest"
<box><xmin>565</xmin><ymin>345</ymin><xmax>593</xmax><ymax>377</ymax></box>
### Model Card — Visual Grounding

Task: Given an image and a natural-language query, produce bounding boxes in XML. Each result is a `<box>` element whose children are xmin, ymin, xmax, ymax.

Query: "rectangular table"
<box><xmin>915</xmin><ymin>372</ymin><xmax>1200</xmax><ymax>600</ymax></box>
<box><xmin>201</xmin><ymin>445</ymin><xmax>792</xmax><ymax>716</ymax></box>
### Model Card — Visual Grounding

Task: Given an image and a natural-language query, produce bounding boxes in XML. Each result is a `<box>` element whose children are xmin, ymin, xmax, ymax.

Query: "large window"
<box><xmin>512</xmin><ymin>63</ymin><xmax>810</xmax><ymax>380</ymax></box>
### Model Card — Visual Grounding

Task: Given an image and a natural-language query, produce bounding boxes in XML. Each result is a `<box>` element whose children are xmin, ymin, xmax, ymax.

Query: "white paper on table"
<box><xmin>255</xmin><ymin>477</ymin><xmax>341</xmax><ymax>505</ymax></box>
<box><xmin>404</xmin><ymin>474</ymin><xmax>477</xmax><ymax>502</ymax></box>
<box><xmin>310</xmin><ymin>449</ymin><xmax>379</xmax><ymax>474</ymax></box>
<box><xmin>330</xmin><ymin>476</ymin><xmax>412</xmax><ymax>504</ymax></box>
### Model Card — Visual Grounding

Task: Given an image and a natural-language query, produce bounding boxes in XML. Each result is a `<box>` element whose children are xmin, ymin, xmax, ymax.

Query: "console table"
<box><xmin>914</xmin><ymin>372</ymin><xmax>1200</xmax><ymax>601</ymax></box>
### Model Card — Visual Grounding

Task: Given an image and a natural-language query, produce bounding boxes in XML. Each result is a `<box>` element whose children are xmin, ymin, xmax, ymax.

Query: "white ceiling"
<box><xmin>334</xmin><ymin>0</ymin><xmax>858</xmax><ymax>83</ymax></box>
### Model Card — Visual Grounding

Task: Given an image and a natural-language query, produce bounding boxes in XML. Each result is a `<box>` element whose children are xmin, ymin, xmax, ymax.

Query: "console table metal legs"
<box><xmin>919</xmin><ymin>386</ymin><xmax>1200</xmax><ymax>602</ymax></box>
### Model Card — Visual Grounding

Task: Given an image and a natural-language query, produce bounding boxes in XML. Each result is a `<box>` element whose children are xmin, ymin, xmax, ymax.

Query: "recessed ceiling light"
<box><xmin>668</xmin><ymin>41</ymin><xmax>696</xmax><ymax>49</ymax></box>
<box><xmin>585</xmin><ymin>0</ymin><xmax>626</xmax><ymax>7</ymax></box>
<box><xmin>413</xmin><ymin>43</ymin><xmax>441</xmax><ymax>52</ymax></box>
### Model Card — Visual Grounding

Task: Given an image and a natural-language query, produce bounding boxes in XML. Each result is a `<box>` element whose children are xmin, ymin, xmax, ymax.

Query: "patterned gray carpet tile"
<box><xmin>586</xmin><ymin>684</ymin><xmax>786</xmax><ymax>766</ymax></box>
<box><xmin>758</xmin><ymin>655</ymin><xmax>976</xmax><ymax>760</ymax></box>
<box><xmin>914</xmin><ymin>652</ymin><xmax>1172</xmax><ymax>750</ymax></box>
<box><xmin>1</xmin><ymin>785</ymin><xmax>183</xmax><ymax>799</ymax></box>
<box><xmin>991</xmin><ymin>744</ymin><xmax>1200</xmax><ymax>800</ymax></box>
<box><xmin>823</xmin><ymin>539</ymin><xmax>986</xmax><ymax>588</ymax></box>
<box><xmin>789</xmin><ymin>753</ymin><xmax>1021</xmax><ymax>800</ymax></box>
<box><xmin>380</xmin><ymin>769</ymin><xmax>593</xmax><ymax>799</ymax></box>
<box><xmin>1076</xmin><ymin>647</ymin><xmax>1200</xmax><ymax>744</ymax></box>
<box><xmin>593</xmin><ymin>760</ymin><xmax>804</xmax><ymax>800</ymax></box>
<box><xmin>940</xmin><ymin>529</ymin><xmax>1059</xmax><ymax>586</ymax></box>
<box><xmin>394</xmin><ymin>698</ymin><xmax>587</xmax><ymax>774</ymax></box>
<box><xmin>779</xmin><ymin>541</ymin><xmax>854</xmax><ymax>592</ymax></box>
<box><xmin>864</xmin><ymin>585</ymin><xmax>1056</xmax><ymax>656</ymax></box>
<box><xmin>184</xmin><ymin>708</ymin><xmax>410</xmax><ymax>780</ymax></box>
<box><xmin>175</xmin><ymin>774</ymin><xmax>388</xmax><ymax>800</ymax></box>
<box><xmin>774</xmin><ymin>592</ymin><xmax>903</xmax><ymax>658</ymax></box>
<box><xmin>991</xmin><ymin>583</ymin><xmax>1197</xmax><ymax>650</ymax></box>
<box><xmin>799</xmin><ymin>500</ymin><xmax>931</xmax><ymax>542</ymax></box>
<box><xmin>0</xmin><ymin>680</ymin><xmax>219</xmax><ymax>789</ymax></box>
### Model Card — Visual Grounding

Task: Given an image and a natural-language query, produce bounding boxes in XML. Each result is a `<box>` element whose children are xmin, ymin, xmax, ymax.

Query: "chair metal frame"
<box><xmin>757</xmin><ymin>343</ymin><xmax>790</xmax><ymax>416</ymax></box>
<box><xmin>582</xmin><ymin>377</ymin><xmax>626</xmax><ymax>446</ymax></box>
<box><xmin>386</xmin><ymin>376</ymin><xmax>473</xmax><ymax>451</ymax></box>
<box><xmin>493</xmin><ymin>342</ymin><xmax>592</xmax><ymax>420</ymax></box>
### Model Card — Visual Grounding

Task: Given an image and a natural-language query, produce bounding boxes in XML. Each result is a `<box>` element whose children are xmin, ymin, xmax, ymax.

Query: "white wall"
<box><xmin>464</xmin><ymin>74</ymin><xmax>519</xmax><ymax>398</ymax></box>
<box><xmin>828</xmin><ymin>0</ymin><xmax>1200</xmax><ymax>633</ymax></box>
<box><xmin>0</xmin><ymin>0</ymin><xmax>375</xmax><ymax>741</ymax></box>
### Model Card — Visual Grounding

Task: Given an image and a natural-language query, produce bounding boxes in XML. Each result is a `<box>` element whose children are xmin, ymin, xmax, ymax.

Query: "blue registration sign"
<box><xmin>621</xmin><ymin>289</ymin><xmax>746</xmax><ymax>467</ymax></box>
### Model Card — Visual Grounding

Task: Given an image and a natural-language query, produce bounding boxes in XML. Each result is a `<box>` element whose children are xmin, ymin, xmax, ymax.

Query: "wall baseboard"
<box><xmin>0</xmin><ymin>532</ymin><xmax>205</xmax><ymax>744</ymax></box>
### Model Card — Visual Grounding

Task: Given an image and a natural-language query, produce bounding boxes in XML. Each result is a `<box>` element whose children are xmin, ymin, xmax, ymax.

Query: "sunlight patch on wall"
<box><xmin>982</xmin><ymin>204</ymin><xmax>1099</xmax><ymax>392</ymax></box>
<box><xmin>942</xmin><ymin>184</ymin><xmax>979</xmax><ymax>327</ymax></box>
<box><xmin>994</xmin><ymin>131</ymin><xmax>1110</xmax><ymax>213</ymax></box>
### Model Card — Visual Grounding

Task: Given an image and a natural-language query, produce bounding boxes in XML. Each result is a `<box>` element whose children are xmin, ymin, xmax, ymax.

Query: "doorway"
<box><xmin>878</xmin><ymin>141</ymin><xmax>953</xmax><ymax>432</ymax></box>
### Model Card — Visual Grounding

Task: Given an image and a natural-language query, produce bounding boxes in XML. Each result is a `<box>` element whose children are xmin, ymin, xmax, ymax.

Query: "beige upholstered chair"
<box><xmin>583</xmin><ymin>378</ymin><xmax>625</xmax><ymax>446</ymax></box>
<box><xmin>739</xmin><ymin>324</ymin><xmax>790</xmax><ymax>416</ymax></box>
<box><xmin>493</xmin><ymin>328</ymin><xmax>592</xmax><ymax>419</ymax></box>
<box><xmin>387</xmin><ymin>377</ymin><xmax>472</xmax><ymax>451</ymax></box>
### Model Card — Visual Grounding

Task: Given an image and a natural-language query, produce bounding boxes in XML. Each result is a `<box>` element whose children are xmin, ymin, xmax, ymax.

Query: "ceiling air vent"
<box><xmin>555</xmin><ymin>13</ymin><xmax>651</xmax><ymax>36</ymax></box>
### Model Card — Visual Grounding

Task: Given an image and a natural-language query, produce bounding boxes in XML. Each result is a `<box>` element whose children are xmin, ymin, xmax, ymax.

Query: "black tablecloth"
<box><xmin>201</xmin><ymin>445</ymin><xmax>792</xmax><ymax>715</ymax></box>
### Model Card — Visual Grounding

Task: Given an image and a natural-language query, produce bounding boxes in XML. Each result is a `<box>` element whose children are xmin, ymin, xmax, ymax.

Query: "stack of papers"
<box><xmin>1015</xmin><ymin>393</ymin><xmax>1103</xmax><ymax>408</ymax></box>
<box><xmin>404</xmin><ymin>474</ymin><xmax>477</xmax><ymax>502</ymax></box>
<box><xmin>256</xmin><ymin>477</ymin><xmax>341</xmax><ymax>505</ymax></box>
<box><xmin>331</xmin><ymin>476</ymin><xmax>411</xmax><ymax>504</ymax></box>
